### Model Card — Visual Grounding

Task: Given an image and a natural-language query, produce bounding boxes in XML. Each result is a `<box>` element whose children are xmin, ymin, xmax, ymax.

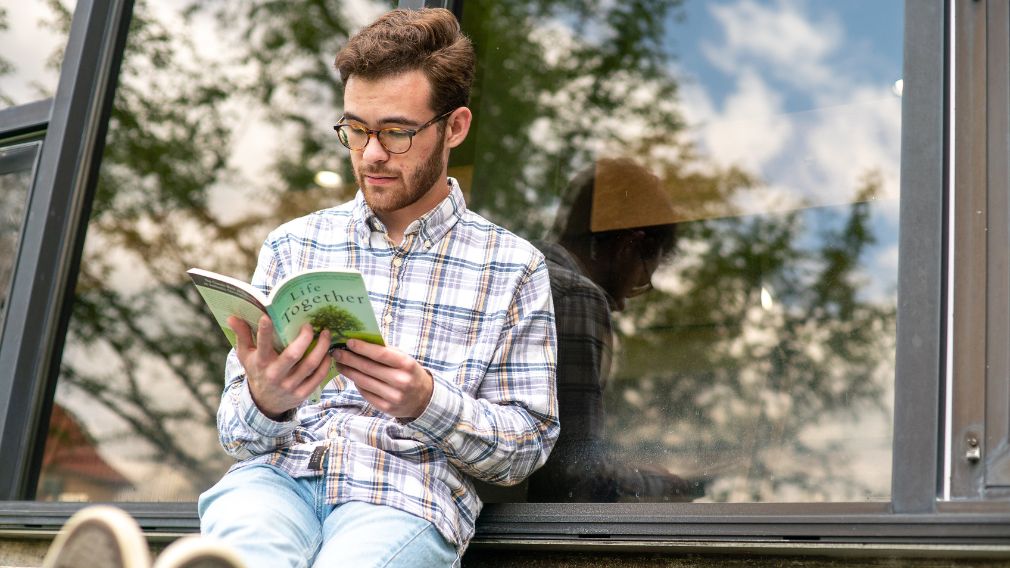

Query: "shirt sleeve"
<box><xmin>405</xmin><ymin>256</ymin><xmax>560</xmax><ymax>486</ymax></box>
<box><xmin>215</xmin><ymin>236</ymin><xmax>297</xmax><ymax>460</ymax></box>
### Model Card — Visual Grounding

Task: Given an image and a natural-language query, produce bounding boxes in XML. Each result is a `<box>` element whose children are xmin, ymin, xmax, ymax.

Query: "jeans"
<box><xmin>198</xmin><ymin>464</ymin><xmax>460</xmax><ymax>568</ymax></box>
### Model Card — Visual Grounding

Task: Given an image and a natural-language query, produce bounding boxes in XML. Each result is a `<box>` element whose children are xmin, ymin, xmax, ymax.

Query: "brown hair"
<box><xmin>334</xmin><ymin>8</ymin><xmax>475</xmax><ymax>115</ymax></box>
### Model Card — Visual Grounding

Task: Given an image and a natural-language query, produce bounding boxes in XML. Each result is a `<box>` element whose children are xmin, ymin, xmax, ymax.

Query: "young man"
<box><xmin>198</xmin><ymin>8</ymin><xmax>558</xmax><ymax>568</ymax></box>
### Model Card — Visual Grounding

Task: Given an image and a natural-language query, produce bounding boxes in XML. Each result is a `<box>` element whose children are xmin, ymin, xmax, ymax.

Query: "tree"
<box><xmin>310</xmin><ymin>305</ymin><xmax>364</xmax><ymax>340</ymax></box>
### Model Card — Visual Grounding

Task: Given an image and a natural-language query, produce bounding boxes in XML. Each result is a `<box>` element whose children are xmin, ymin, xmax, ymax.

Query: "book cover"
<box><xmin>187</xmin><ymin>267</ymin><xmax>385</xmax><ymax>402</ymax></box>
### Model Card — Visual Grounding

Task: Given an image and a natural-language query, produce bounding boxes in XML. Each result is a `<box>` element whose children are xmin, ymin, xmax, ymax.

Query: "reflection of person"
<box><xmin>527</xmin><ymin>157</ymin><xmax>693</xmax><ymax>503</ymax></box>
<box><xmin>199</xmin><ymin>9</ymin><xmax>558</xmax><ymax>567</ymax></box>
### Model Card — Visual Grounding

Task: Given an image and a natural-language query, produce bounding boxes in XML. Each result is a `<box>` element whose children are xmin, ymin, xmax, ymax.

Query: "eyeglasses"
<box><xmin>333</xmin><ymin>109</ymin><xmax>454</xmax><ymax>154</ymax></box>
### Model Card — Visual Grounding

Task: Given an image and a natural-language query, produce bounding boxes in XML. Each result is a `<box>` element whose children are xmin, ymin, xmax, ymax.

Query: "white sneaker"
<box><xmin>153</xmin><ymin>536</ymin><xmax>246</xmax><ymax>568</ymax></box>
<box><xmin>42</xmin><ymin>505</ymin><xmax>151</xmax><ymax>568</ymax></box>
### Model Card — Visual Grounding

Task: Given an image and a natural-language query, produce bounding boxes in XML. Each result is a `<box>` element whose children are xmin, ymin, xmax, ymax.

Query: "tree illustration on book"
<box><xmin>309</xmin><ymin>305</ymin><xmax>364</xmax><ymax>345</ymax></box>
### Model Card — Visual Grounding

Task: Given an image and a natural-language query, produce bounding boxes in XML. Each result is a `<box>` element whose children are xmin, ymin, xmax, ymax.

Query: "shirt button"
<box><xmin>383</xmin><ymin>314</ymin><xmax>393</xmax><ymax>325</ymax></box>
<box><xmin>392</xmin><ymin>257</ymin><xmax>403</xmax><ymax>267</ymax></box>
<box><xmin>424</xmin><ymin>240</ymin><xmax>432</xmax><ymax>249</ymax></box>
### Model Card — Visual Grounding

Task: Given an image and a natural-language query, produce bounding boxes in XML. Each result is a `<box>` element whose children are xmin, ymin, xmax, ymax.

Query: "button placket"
<box><xmin>383</xmin><ymin>236</ymin><xmax>412</xmax><ymax>335</ymax></box>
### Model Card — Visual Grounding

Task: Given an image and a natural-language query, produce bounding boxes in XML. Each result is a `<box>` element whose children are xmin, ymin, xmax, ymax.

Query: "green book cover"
<box><xmin>187</xmin><ymin>267</ymin><xmax>385</xmax><ymax>402</ymax></box>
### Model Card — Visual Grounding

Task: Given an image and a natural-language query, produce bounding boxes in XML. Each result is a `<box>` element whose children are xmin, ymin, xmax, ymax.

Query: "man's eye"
<box><xmin>383</xmin><ymin>129</ymin><xmax>412</xmax><ymax>140</ymax></box>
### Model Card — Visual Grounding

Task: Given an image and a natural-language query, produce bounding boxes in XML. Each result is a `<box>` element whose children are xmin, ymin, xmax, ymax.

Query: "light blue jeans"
<box><xmin>198</xmin><ymin>464</ymin><xmax>459</xmax><ymax>568</ymax></box>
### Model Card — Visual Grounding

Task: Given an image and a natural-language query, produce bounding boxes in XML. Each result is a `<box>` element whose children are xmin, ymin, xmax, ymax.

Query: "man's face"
<box><xmin>342</xmin><ymin>70</ymin><xmax>450</xmax><ymax>221</ymax></box>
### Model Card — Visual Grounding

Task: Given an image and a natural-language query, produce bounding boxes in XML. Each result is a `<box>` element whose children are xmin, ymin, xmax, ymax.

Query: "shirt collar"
<box><xmin>352</xmin><ymin>177</ymin><xmax>466</xmax><ymax>248</ymax></box>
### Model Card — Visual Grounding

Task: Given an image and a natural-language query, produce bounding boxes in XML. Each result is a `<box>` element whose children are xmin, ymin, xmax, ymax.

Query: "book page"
<box><xmin>190</xmin><ymin>282</ymin><xmax>270</xmax><ymax>348</ymax></box>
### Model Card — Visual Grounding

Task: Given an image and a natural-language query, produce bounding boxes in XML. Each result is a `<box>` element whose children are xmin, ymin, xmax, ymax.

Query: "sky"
<box><xmin>666</xmin><ymin>0</ymin><xmax>904</xmax><ymax>302</ymax></box>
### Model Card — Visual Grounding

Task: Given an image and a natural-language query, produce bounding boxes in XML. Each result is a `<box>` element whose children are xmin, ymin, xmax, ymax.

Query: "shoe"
<box><xmin>42</xmin><ymin>505</ymin><xmax>151</xmax><ymax>568</ymax></box>
<box><xmin>152</xmin><ymin>536</ymin><xmax>246</xmax><ymax>568</ymax></box>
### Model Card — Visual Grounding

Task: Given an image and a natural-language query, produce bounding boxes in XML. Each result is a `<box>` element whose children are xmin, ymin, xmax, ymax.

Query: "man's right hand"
<box><xmin>227</xmin><ymin>315</ymin><xmax>332</xmax><ymax>420</ymax></box>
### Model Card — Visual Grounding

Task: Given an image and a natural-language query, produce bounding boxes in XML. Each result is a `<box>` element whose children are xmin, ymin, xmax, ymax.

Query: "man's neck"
<box><xmin>376</xmin><ymin>179</ymin><xmax>451</xmax><ymax>246</ymax></box>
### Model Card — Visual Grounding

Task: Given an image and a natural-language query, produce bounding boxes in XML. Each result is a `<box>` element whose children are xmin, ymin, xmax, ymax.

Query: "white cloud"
<box><xmin>679</xmin><ymin>0</ymin><xmax>902</xmax><ymax>215</ymax></box>
<box><xmin>703</xmin><ymin>0</ymin><xmax>840</xmax><ymax>90</ymax></box>
<box><xmin>695</xmin><ymin>70</ymin><xmax>792</xmax><ymax>175</ymax></box>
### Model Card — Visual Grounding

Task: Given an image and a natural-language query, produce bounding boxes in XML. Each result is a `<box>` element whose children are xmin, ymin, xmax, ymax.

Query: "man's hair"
<box><xmin>335</xmin><ymin>8</ymin><xmax>475</xmax><ymax>115</ymax></box>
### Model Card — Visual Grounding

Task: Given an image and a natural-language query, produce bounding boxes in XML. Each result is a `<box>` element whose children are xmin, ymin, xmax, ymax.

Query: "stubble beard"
<box><xmin>356</xmin><ymin>134</ymin><xmax>447</xmax><ymax>215</ymax></box>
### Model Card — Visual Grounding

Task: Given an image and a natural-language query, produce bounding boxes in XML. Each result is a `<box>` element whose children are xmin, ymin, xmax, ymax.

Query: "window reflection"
<box><xmin>38</xmin><ymin>0</ymin><xmax>395</xmax><ymax>502</ymax></box>
<box><xmin>37</xmin><ymin>0</ymin><xmax>900</xmax><ymax>504</ymax></box>
<box><xmin>0</xmin><ymin>0</ymin><xmax>77</xmax><ymax>106</ymax></box>
<box><xmin>461</xmin><ymin>0</ymin><xmax>900</xmax><ymax>502</ymax></box>
<box><xmin>0</xmin><ymin>140</ymin><xmax>40</xmax><ymax>328</ymax></box>
<box><xmin>527</xmin><ymin>158</ymin><xmax>697</xmax><ymax>502</ymax></box>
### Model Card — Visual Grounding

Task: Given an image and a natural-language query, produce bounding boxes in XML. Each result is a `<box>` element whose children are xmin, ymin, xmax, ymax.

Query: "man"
<box><xmin>526</xmin><ymin>158</ymin><xmax>694</xmax><ymax>503</ymax></box>
<box><xmin>199</xmin><ymin>9</ymin><xmax>558</xmax><ymax>567</ymax></box>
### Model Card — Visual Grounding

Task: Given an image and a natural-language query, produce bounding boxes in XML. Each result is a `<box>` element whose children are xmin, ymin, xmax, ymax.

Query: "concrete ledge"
<box><xmin>4</xmin><ymin>535</ymin><xmax>1010</xmax><ymax>567</ymax></box>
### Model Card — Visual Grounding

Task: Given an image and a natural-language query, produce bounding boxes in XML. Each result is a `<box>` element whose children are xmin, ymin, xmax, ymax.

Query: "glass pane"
<box><xmin>456</xmin><ymin>0</ymin><xmax>902</xmax><ymax>503</ymax></box>
<box><xmin>37</xmin><ymin>0</ymin><xmax>396</xmax><ymax>502</ymax></box>
<box><xmin>0</xmin><ymin>1</ymin><xmax>78</xmax><ymax>107</ymax></box>
<box><xmin>0</xmin><ymin>140</ymin><xmax>40</xmax><ymax>328</ymax></box>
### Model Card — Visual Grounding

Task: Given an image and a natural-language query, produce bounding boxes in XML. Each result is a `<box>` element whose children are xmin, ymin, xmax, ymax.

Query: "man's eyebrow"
<box><xmin>341</xmin><ymin>112</ymin><xmax>421</xmax><ymax>127</ymax></box>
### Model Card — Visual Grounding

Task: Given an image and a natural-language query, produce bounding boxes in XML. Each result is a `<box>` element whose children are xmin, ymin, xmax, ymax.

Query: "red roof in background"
<box><xmin>41</xmin><ymin>404</ymin><xmax>133</xmax><ymax>487</ymax></box>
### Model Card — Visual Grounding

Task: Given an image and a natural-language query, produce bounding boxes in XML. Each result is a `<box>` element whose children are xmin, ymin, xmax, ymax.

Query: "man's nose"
<box><xmin>361</xmin><ymin>134</ymin><xmax>390</xmax><ymax>163</ymax></box>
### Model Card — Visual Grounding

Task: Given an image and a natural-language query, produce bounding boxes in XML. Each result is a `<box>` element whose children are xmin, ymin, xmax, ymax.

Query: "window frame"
<box><xmin>947</xmin><ymin>0</ymin><xmax>1010</xmax><ymax>500</ymax></box>
<box><xmin>0</xmin><ymin>0</ymin><xmax>134</xmax><ymax>501</ymax></box>
<box><xmin>2</xmin><ymin>0</ymin><xmax>1010</xmax><ymax>552</ymax></box>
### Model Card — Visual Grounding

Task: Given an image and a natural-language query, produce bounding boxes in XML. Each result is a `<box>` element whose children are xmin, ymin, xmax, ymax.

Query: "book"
<box><xmin>187</xmin><ymin>267</ymin><xmax>385</xmax><ymax>402</ymax></box>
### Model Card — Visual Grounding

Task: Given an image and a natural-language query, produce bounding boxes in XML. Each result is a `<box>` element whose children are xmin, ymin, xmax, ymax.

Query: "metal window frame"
<box><xmin>2</xmin><ymin>0</ymin><xmax>1010</xmax><ymax>552</ymax></box>
<box><xmin>0</xmin><ymin>0</ymin><xmax>135</xmax><ymax>500</ymax></box>
<box><xmin>0</xmin><ymin>100</ymin><xmax>52</xmax><ymax>142</ymax></box>
<box><xmin>946</xmin><ymin>0</ymin><xmax>1010</xmax><ymax>500</ymax></box>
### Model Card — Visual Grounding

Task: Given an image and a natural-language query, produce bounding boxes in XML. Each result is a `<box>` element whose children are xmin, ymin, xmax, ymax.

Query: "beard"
<box><xmin>356</xmin><ymin>133</ymin><xmax>446</xmax><ymax>215</ymax></box>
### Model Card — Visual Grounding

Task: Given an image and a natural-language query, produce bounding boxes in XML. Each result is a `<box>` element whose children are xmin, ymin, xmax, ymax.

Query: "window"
<box><xmin>0</xmin><ymin>0</ymin><xmax>78</xmax><ymax>106</ymax></box>
<box><xmin>0</xmin><ymin>140</ymin><xmax>40</xmax><ymax>326</ymax></box>
<box><xmin>458</xmin><ymin>0</ymin><xmax>901</xmax><ymax>504</ymax></box>
<box><xmin>34</xmin><ymin>0</ymin><xmax>397</xmax><ymax>502</ymax></box>
<box><xmin>2</xmin><ymin>0</ymin><xmax>1010</xmax><ymax>554</ymax></box>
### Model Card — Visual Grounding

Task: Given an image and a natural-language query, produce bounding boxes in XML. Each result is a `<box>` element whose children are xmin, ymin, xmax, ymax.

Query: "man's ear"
<box><xmin>445</xmin><ymin>107</ymin><xmax>472</xmax><ymax>149</ymax></box>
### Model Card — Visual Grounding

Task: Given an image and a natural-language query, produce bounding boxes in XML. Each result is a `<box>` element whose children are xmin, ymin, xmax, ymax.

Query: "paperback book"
<box><xmin>187</xmin><ymin>267</ymin><xmax>385</xmax><ymax>402</ymax></box>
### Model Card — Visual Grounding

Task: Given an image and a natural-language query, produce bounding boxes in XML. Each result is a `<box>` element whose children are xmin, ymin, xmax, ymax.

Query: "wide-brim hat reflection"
<box><xmin>589</xmin><ymin>157</ymin><xmax>678</xmax><ymax>233</ymax></box>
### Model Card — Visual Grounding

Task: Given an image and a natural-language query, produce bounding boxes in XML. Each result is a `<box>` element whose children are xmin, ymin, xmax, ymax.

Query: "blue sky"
<box><xmin>668</xmin><ymin>0</ymin><xmax>904</xmax><ymax>113</ymax></box>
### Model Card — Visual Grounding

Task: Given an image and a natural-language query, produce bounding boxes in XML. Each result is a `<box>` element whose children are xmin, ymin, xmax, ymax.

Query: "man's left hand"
<box><xmin>333</xmin><ymin>340</ymin><xmax>434</xmax><ymax>419</ymax></box>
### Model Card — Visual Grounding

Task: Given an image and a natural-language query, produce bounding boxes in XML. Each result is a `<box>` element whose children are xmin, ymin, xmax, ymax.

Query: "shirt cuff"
<box><xmin>405</xmin><ymin>372</ymin><xmax>464</xmax><ymax>444</ymax></box>
<box><xmin>234</xmin><ymin>378</ymin><xmax>298</xmax><ymax>438</ymax></box>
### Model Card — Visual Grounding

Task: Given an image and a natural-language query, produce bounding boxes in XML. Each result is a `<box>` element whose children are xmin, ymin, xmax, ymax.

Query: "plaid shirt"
<box><xmin>216</xmin><ymin>179</ymin><xmax>559</xmax><ymax>550</ymax></box>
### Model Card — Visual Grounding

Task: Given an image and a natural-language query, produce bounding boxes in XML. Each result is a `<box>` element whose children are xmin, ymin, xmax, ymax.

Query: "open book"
<box><xmin>187</xmin><ymin>267</ymin><xmax>385</xmax><ymax>402</ymax></box>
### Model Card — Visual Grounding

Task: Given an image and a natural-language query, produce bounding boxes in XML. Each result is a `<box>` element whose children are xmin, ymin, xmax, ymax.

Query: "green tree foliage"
<box><xmin>309</xmin><ymin>305</ymin><xmax>363</xmax><ymax>340</ymax></box>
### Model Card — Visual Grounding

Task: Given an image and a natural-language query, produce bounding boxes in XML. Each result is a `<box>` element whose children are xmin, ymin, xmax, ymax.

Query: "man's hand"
<box><xmin>227</xmin><ymin>315</ymin><xmax>332</xmax><ymax>420</ymax></box>
<box><xmin>333</xmin><ymin>339</ymin><xmax>433</xmax><ymax>419</ymax></box>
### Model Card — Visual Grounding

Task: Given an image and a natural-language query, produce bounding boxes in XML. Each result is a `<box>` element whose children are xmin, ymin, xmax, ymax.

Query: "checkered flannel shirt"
<box><xmin>216</xmin><ymin>178</ymin><xmax>559</xmax><ymax>550</ymax></box>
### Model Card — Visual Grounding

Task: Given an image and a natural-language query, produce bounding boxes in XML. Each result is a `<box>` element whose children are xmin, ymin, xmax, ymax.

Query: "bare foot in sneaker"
<box><xmin>42</xmin><ymin>506</ymin><xmax>151</xmax><ymax>568</ymax></box>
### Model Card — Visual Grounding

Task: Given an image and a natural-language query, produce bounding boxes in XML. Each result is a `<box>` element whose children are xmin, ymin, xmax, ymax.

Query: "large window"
<box><xmin>2</xmin><ymin>0</ymin><xmax>1010</xmax><ymax>554</ymax></box>
<box><xmin>458</xmin><ymin>0</ymin><xmax>901</xmax><ymax>503</ymax></box>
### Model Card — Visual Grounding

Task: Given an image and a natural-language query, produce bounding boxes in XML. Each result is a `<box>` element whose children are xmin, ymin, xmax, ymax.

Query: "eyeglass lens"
<box><xmin>337</xmin><ymin>125</ymin><xmax>414</xmax><ymax>154</ymax></box>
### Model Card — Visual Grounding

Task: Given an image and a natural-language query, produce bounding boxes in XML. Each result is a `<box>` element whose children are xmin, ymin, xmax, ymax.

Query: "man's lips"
<box><xmin>363</xmin><ymin>172</ymin><xmax>397</xmax><ymax>185</ymax></box>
